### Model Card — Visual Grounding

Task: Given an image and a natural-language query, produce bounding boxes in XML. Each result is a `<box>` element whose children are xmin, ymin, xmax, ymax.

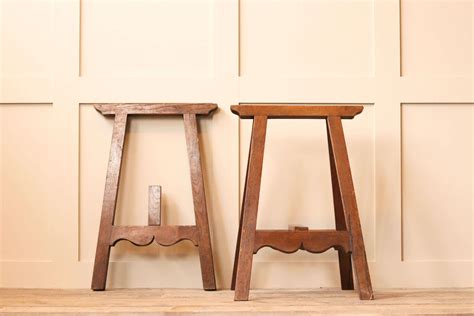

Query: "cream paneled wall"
<box><xmin>0</xmin><ymin>0</ymin><xmax>472</xmax><ymax>289</ymax></box>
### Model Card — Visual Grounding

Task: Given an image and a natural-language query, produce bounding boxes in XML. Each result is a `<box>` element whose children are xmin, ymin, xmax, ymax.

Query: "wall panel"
<box><xmin>0</xmin><ymin>104</ymin><xmax>54</xmax><ymax>261</ymax></box>
<box><xmin>0</xmin><ymin>0</ymin><xmax>54</xmax><ymax>77</ymax></box>
<box><xmin>239</xmin><ymin>0</ymin><xmax>374</xmax><ymax>77</ymax></box>
<box><xmin>401</xmin><ymin>0</ymin><xmax>473</xmax><ymax>76</ymax></box>
<box><xmin>80</xmin><ymin>0</ymin><xmax>215</xmax><ymax>77</ymax></box>
<box><xmin>401</xmin><ymin>103</ymin><xmax>473</xmax><ymax>261</ymax></box>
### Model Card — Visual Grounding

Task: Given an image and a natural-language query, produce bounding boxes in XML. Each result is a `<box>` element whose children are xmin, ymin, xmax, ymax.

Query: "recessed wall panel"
<box><xmin>402</xmin><ymin>104</ymin><xmax>473</xmax><ymax>261</ymax></box>
<box><xmin>0</xmin><ymin>104</ymin><xmax>54</xmax><ymax>261</ymax></box>
<box><xmin>401</xmin><ymin>0</ymin><xmax>473</xmax><ymax>76</ymax></box>
<box><xmin>80</xmin><ymin>0</ymin><xmax>214</xmax><ymax>77</ymax></box>
<box><xmin>0</xmin><ymin>0</ymin><xmax>54</xmax><ymax>77</ymax></box>
<box><xmin>239</xmin><ymin>0</ymin><xmax>374</xmax><ymax>77</ymax></box>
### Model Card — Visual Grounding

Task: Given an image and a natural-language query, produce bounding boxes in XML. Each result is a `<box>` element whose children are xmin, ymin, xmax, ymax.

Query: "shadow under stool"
<box><xmin>91</xmin><ymin>103</ymin><xmax>217</xmax><ymax>291</ymax></box>
<box><xmin>230</xmin><ymin>104</ymin><xmax>374</xmax><ymax>301</ymax></box>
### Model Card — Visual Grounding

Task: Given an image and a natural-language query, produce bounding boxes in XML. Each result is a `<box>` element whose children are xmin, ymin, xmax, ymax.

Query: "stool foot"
<box><xmin>234</xmin><ymin>293</ymin><xmax>250</xmax><ymax>301</ymax></box>
<box><xmin>352</xmin><ymin>249</ymin><xmax>374</xmax><ymax>299</ymax></box>
<box><xmin>198</xmin><ymin>243</ymin><xmax>217</xmax><ymax>290</ymax></box>
<box><xmin>91</xmin><ymin>243</ymin><xmax>111</xmax><ymax>291</ymax></box>
<box><xmin>359</xmin><ymin>288</ymin><xmax>375</xmax><ymax>300</ymax></box>
<box><xmin>230</xmin><ymin>205</ymin><xmax>244</xmax><ymax>291</ymax></box>
<box><xmin>337</xmin><ymin>250</ymin><xmax>354</xmax><ymax>290</ymax></box>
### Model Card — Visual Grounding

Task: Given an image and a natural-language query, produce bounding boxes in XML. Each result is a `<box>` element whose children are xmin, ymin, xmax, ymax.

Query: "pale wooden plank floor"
<box><xmin>0</xmin><ymin>288</ymin><xmax>472</xmax><ymax>315</ymax></box>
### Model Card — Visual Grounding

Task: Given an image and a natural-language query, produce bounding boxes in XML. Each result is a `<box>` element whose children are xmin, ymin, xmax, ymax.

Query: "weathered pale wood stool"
<box><xmin>91</xmin><ymin>103</ymin><xmax>217</xmax><ymax>291</ymax></box>
<box><xmin>230</xmin><ymin>104</ymin><xmax>373</xmax><ymax>301</ymax></box>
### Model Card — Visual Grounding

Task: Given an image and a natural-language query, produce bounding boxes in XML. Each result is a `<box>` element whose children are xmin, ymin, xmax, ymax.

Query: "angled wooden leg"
<box><xmin>183</xmin><ymin>113</ymin><xmax>216</xmax><ymax>291</ymax></box>
<box><xmin>91</xmin><ymin>111</ymin><xmax>128</xmax><ymax>290</ymax></box>
<box><xmin>327</xmin><ymin>116</ymin><xmax>374</xmax><ymax>300</ymax></box>
<box><xmin>326</xmin><ymin>120</ymin><xmax>354</xmax><ymax>291</ymax></box>
<box><xmin>231</xmin><ymin>124</ymin><xmax>254</xmax><ymax>290</ymax></box>
<box><xmin>234</xmin><ymin>116</ymin><xmax>268</xmax><ymax>301</ymax></box>
<box><xmin>230</xmin><ymin>193</ymin><xmax>245</xmax><ymax>291</ymax></box>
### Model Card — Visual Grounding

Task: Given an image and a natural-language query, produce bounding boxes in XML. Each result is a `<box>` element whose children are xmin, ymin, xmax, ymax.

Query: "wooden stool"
<box><xmin>91</xmin><ymin>103</ymin><xmax>217</xmax><ymax>291</ymax></box>
<box><xmin>230</xmin><ymin>104</ymin><xmax>374</xmax><ymax>301</ymax></box>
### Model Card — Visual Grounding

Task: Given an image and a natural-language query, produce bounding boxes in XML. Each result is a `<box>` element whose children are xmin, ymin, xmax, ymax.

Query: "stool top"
<box><xmin>92</xmin><ymin>103</ymin><xmax>217</xmax><ymax>116</ymax></box>
<box><xmin>231</xmin><ymin>104</ymin><xmax>363</xmax><ymax>119</ymax></box>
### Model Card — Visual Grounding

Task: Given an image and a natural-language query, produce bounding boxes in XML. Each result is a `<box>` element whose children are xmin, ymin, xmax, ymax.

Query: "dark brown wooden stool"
<box><xmin>91</xmin><ymin>103</ymin><xmax>217</xmax><ymax>291</ymax></box>
<box><xmin>230</xmin><ymin>104</ymin><xmax>373</xmax><ymax>301</ymax></box>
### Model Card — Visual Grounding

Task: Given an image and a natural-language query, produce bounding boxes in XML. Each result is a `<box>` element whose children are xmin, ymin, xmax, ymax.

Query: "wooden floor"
<box><xmin>0</xmin><ymin>288</ymin><xmax>472</xmax><ymax>315</ymax></box>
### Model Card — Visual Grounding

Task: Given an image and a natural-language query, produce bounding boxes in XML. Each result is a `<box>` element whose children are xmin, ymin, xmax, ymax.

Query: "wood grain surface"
<box><xmin>230</xmin><ymin>104</ymin><xmax>363</xmax><ymax>119</ymax></box>
<box><xmin>93</xmin><ymin>103</ymin><xmax>217</xmax><ymax>115</ymax></box>
<box><xmin>0</xmin><ymin>288</ymin><xmax>472</xmax><ymax>315</ymax></box>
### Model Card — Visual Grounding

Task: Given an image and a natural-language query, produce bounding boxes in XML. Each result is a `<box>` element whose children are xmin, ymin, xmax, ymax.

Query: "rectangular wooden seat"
<box><xmin>94</xmin><ymin>103</ymin><xmax>217</xmax><ymax>115</ymax></box>
<box><xmin>230</xmin><ymin>104</ymin><xmax>363</xmax><ymax>119</ymax></box>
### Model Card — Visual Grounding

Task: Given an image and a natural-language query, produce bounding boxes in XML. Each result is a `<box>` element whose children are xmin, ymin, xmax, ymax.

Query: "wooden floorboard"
<box><xmin>0</xmin><ymin>288</ymin><xmax>472</xmax><ymax>315</ymax></box>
